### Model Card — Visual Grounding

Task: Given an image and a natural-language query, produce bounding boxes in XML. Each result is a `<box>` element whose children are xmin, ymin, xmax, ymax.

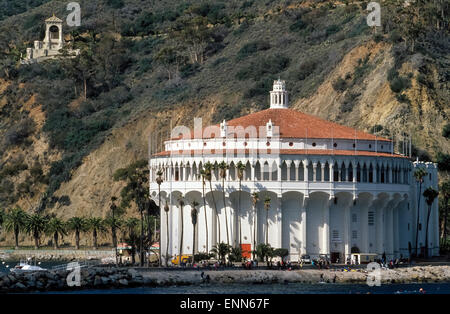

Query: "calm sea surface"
<box><xmin>38</xmin><ymin>282</ymin><xmax>450</xmax><ymax>294</ymax></box>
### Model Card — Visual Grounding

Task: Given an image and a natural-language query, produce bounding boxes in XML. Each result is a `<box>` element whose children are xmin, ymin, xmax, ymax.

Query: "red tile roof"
<box><xmin>171</xmin><ymin>108</ymin><xmax>390</xmax><ymax>141</ymax></box>
<box><xmin>153</xmin><ymin>149</ymin><xmax>406</xmax><ymax>158</ymax></box>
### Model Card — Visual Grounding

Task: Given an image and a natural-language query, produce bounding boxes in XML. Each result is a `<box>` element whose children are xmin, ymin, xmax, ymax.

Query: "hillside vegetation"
<box><xmin>0</xmin><ymin>0</ymin><xmax>448</xmax><ymax>228</ymax></box>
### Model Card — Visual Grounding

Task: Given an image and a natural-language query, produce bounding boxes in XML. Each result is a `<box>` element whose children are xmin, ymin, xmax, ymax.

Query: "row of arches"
<box><xmin>155</xmin><ymin>189</ymin><xmax>430</xmax><ymax>263</ymax></box>
<box><xmin>150</xmin><ymin>158</ymin><xmax>411</xmax><ymax>185</ymax></box>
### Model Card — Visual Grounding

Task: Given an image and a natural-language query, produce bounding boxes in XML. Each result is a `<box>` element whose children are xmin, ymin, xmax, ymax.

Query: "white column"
<box><xmin>361</xmin><ymin>204</ymin><xmax>369</xmax><ymax>253</ymax></box>
<box><xmin>313</xmin><ymin>163</ymin><xmax>317</xmax><ymax>182</ymax></box>
<box><xmin>330</xmin><ymin>163</ymin><xmax>334</xmax><ymax>182</ymax></box>
<box><xmin>376</xmin><ymin>202</ymin><xmax>385</xmax><ymax>255</ymax></box>
<box><xmin>386</xmin><ymin>206</ymin><xmax>394</xmax><ymax>259</ymax></box>
<box><xmin>295</xmin><ymin>162</ymin><xmax>299</xmax><ymax>181</ymax></box>
<box><xmin>323</xmin><ymin>200</ymin><xmax>330</xmax><ymax>254</ymax></box>
<box><xmin>321</xmin><ymin>163</ymin><xmax>325</xmax><ymax>182</ymax></box>
<box><xmin>304</xmin><ymin>161</ymin><xmax>309</xmax><ymax>182</ymax></box>
<box><xmin>287</xmin><ymin>163</ymin><xmax>291</xmax><ymax>181</ymax></box>
<box><xmin>277</xmin><ymin>195</ymin><xmax>282</xmax><ymax>249</ymax></box>
<box><xmin>393</xmin><ymin>206</ymin><xmax>399</xmax><ymax>258</ymax></box>
<box><xmin>344</xmin><ymin>203</ymin><xmax>351</xmax><ymax>261</ymax></box>
<box><xmin>300</xmin><ymin>197</ymin><xmax>308</xmax><ymax>256</ymax></box>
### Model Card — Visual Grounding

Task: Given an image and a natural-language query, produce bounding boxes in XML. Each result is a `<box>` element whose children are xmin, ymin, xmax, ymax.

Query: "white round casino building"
<box><xmin>150</xmin><ymin>79</ymin><xmax>439</xmax><ymax>264</ymax></box>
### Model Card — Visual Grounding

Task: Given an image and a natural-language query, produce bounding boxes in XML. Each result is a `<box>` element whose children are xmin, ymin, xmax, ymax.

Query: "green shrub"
<box><xmin>373</xmin><ymin>33</ymin><xmax>383</xmax><ymax>43</ymax></box>
<box><xmin>332</xmin><ymin>77</ymin><xmax>347</xmax><ymax>92</ymax></box>
<box><xmin>237</xmin><ymin>40</ymin><xmax>270</xmax><ymax>60</ymax></box>
<box><xmin>436</xmin><ymin>152</ymin><xmax>450</xmax><ymax>171</ymax></box>
<box><xmin>396</xmin><ymin>94</ymin><xmax>410</xmax><ymax>104</ymax></box>
<box><xmin>442</xmin><ymin>124</ymin><xmax>450</xmax><ymax>139</ymax></box>
<box><xmin>236</xmin><ymin>54</ymin><xmax>290</xmax><ymax>80</ymax></box>
<box><xmin>389</xmin><ymin>76</ymin><xmax>410</xmax><ymax>93</ymax></box>
<box><xmin>3</xmin><ymin>118</ymin><xmax>35</xmax><ymax>148</ymax></box>
<box><xmin>289</xmin><ymin>18</ymin><xmax>306</xmax><ymax>32</ymax></box>
<box><xmin>106</xmin><ymin>0</ymin><xmax>124</xmax><ymax>9</ymax></box>
<box><xmin>296</xmin><ymin>59</ymin><xmax>317</xmax><ymax>80</ymax></box>
<box><xmin>325</xmin><ymin>24</ymin><xmax>340</xmax><ymax>36</ymax></box>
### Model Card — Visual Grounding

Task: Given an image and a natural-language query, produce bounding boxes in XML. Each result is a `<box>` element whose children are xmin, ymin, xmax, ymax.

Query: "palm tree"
<box><xmin>87</xmin><ymin>217</ymin><xmax>106</xmax><ymax>250</ymax></box>
<box><xmin>156</xmin><ymin>168</ymin><xmax>164</xmax><ymax>265</ymax></box>
<box><xmin>4</xmin><ymin>207</ymin><xmax>28</xmax><ymax>249</ymax></box>
<box><xmin>210</xmin><ymin>242</ymin><xmax>231</xmax><ymax>264</ymax></box>
<box><xmin>423</xmin><ymin>187</ymin><xmax>439</xmax><ymax>258</ymax></box>
<box><xmin>164</xmin><ymin>200</ymin><xmax>170</xmax><ymax>266</ymax></box>
<box><xmin>251</xmin><ymin>192</ymin><xmax>259</xmax><ymax>259</ymax></box>
<box><xmin>204</xmin><ymin>161</ymin><xmax>221</xmax><ymax>244</ymax></box>
<box><xmin>264</xmin><ymin>196</ymin><xmax>271</xmax><ymax>245</ymax></box>
<box><xmin>123</xmin><ymin>217</ymin><xmax>140</xmax><ymax>264</ymax></box>
<box><xmin>440</xmin><ymin>181</ymin><xmax>450</xmax><ymax>246</ymax></box>
<box><xmin>218</xmin><ymin>161</ymin><xmax>230</xmax><ymax>245</ymax></box>
<box><xmin>178</xmin><ymin>197</ymin><xmax>185</xmax><ymax>263</ymax></box>
<box><xmin>236</xmin><ymin>161</ymin><xmax>246</xmax><ymax>249</ymax></box>
<box><xmin>191</xmin><ymin>200</ymin><xmax>199</xmax><ymax>260</ymax></box>
<box><xmin>67</xmin><ymin>217</ymin><xmax>87</xmax><ymax>250</ymax></box>
<box><xmin>414</xmin><ymin>168</ymin><xmax>428</xmax><ymax>256</ymax></box>
<box><xmin>107</xmin><ymin>196</ymin><xmax>121</xmax><ymax>265</ymax></box>
<box><xmin>25</xmin><ymin>213</ymin><xmax>49</xmax><ymax>249</ymax></box>
<box><xmin>200</xmin><ymin>167</ymin><xmax>209</xmax><ymax>253</ymax></box>
<box><xmin>46</xmin><ymin>216</ymin><xmax>67</xmax><ymax>249</ymax></box>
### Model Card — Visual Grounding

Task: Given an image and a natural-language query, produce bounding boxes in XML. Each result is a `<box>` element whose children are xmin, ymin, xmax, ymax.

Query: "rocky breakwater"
<box><xmin>1</xmin><ymin>265</ymin><xmax>450</xmax><ymax>293</ymax></box>
<box><xmin>0</xmin><ymin>268</ymin><xmax>150</xmax><ymax>293</ymax></box>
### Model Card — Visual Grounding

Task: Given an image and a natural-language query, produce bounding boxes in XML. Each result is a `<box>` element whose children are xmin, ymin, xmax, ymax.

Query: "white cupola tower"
<box><xmin>270</xmin><ymin>78</ymin><xmax>288</xmax><ymax>109</ymax></box>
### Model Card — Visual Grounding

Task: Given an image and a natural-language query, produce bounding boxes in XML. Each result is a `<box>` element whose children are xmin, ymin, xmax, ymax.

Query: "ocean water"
<box><xmin>39</xmin><ymin>282</ymin><xmax>450</xmax><ymax>294</ymax></box>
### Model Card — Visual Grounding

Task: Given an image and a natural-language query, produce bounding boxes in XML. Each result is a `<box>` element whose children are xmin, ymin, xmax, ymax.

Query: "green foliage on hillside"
<box><xmin>0</xmin><ymin>0</ymin><xmax>448</xmax><ymax>211</ymax></box>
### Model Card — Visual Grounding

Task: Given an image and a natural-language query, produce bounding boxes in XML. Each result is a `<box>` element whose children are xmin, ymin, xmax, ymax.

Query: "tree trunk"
<box><xmin>34</xmin><ymin>234</ymin><xmax>39</xmax><ymax>250</ymax></box>
<box><xmin>202</xmin><ymin>183</ymin><xmax>209</xmax><ymax>253</ymax></box>
<box><xmin>14</xmin><ymin>228</ymin><xmax>19</xmax><ymax>249</ymax></box>
<box><xmin>158</xmin><ymin>185</ymin><xmax>161</xmax><ymax>266</ymax></box>
<box><xmin>54</xmin><ymin>232</ymin><xmax>59</xmax><ymax>249</ymax></box>
<box><xmin>266</xmin><ymin>210</ymin><xmax>269</xmax><ymax>245</ymax></box>
<box><xmin>415</xmin><ymin>181</ymin><xmax>422</xmax><ymax>256</ymax></box>
<box><xmin>192</xmin><ymin>223</ymin><xmax>196</xmax><ymax>263</ymax></box>
<box><xmin>93</xmin><ymin>228</ymin><xmax>98</xmax><ymax>250</ymax></box>
<box><xmin>425</xmin><ymin>205</ymin><xmax>432</xmax><ymax>258</ymax></box>
<box><xmin>238</xmin><ymin>180</ymin><xmax>242</xmax><ymax>250</ymax></box>
<box><xmin>166</xmin><ymin>211</ymin><xmax>169</xmax><ymax>267</ymax></box>
<box><xmin>140</xmin><ymin>210</ymin><xmax>144</xmax><ymax>267</ymax></box>
<box><xmin>83</xmin><ymin>76</ymin><xmax>87</xmax><ymax>100</ymax></box>
<box><xmin>75</xmin><ymin>230</ymin><xmax>80</xmax><ymax>250</ymax></box>
<box><xmin>112</xmin><ymin>226</ymin><xmax>117</xmax><ymax>248</ymax></box>
<box><xmin>179</xmin><ymin>206</ymin><xmax>184</xmax><ymax>263</ymax></box>
<box><xmin>443</xmin><ymin>197</ymin><xmax>449</xmax><ymax>245</ymax></box>
<box><xmin>253</xmin><ymin>205</ymin><xmax>257</xmax><ymax>260</ymax></box>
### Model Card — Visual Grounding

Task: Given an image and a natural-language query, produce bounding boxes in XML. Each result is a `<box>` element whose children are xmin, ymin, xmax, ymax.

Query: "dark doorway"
<box><xmin>330</xmin><ymin>252</ymin><xmax>340</xmax><ymax>263</ymax></box>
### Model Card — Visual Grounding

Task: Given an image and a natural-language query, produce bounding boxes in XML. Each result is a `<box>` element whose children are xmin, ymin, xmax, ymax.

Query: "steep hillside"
<box><xmin>0</xmin><ymin>0</ymin><xmax>448</xmax><ymax>226</ymax></box>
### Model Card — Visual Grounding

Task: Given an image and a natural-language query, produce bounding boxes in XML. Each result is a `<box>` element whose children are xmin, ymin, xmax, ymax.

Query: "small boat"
<box><xmin>10</xmin><ymin>259</ymin><xmax>47</xmax><ymax>273</ymax></box>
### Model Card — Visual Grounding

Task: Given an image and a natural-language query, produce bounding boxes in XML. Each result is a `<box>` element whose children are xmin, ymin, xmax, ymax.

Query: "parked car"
<box><xmin>319</xmin><ymin>254</ymin><xmax>330</xmax><ymax>263</ymax></box>
<box><xmin>300</xmin><ymin>254</ymin><xmax>311</xmax><ymax>264</ymax></box>
<box><xmin>171</xmin><ymin>255</ymin><xmax>192</xmax><ymax>265</ymax></box>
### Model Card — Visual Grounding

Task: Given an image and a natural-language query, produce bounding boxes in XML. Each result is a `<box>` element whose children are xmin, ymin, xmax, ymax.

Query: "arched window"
<box><xmin>333</xmin><ymin>162</ymin><xmax>339</xmax><ymax>182</ymax></box>
<box><xmin>49</xmin><ymin>25</ymin><xmax>59</xmax><ymax>39</ymax></box>
<box><xmin>348</xmin><ymin>162</ymin><xmax>353</xmax><ymax>182</ymax></box>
